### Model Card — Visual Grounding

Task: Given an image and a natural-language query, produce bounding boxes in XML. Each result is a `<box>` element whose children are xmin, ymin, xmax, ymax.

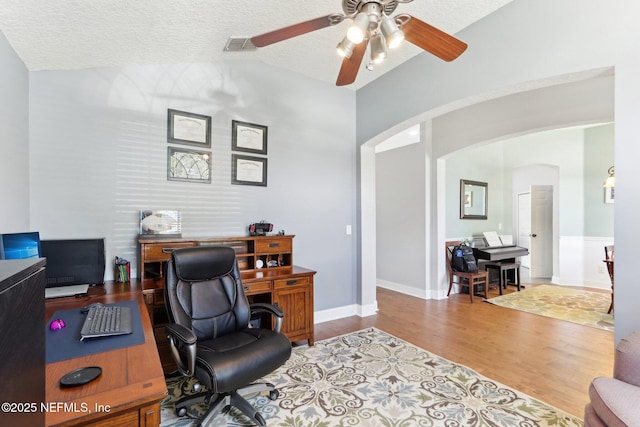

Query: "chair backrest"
<box><xmin>164</xmin><ymin>246</ymin><xmax>251</xmax><ymax>341</ymax></box>
<box><xmin>604</xmin><ymin>245</ymin><xmax>614</xmax><ymax>261</ymax></box>
<box><xmin>445</xmin><ymin>240</ymin><xmax>463</xmax><ymax>276</ymax></box>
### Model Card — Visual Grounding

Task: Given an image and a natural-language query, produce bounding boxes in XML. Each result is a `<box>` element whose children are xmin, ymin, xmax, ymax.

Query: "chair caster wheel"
<box><xmin>255</xmin><ymin>412</ymin><xmax>266</xmax><ymax>426</ymax></box>
<box><xmin>269</xmin><ymin>389</ymin><xmax>279</xmax><ymax>400</ymax></box>
<box><xmin>176</xmin><ymin>406</ymin><xmax>187</xmax><ymax>417</ymax></box>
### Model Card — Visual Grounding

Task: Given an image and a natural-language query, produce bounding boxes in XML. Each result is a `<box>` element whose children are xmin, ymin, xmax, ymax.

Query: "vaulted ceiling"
<box><xmin>0</xmin><ymin>0</ymin><xmax>512</xmax><ymax>89</ymax></box>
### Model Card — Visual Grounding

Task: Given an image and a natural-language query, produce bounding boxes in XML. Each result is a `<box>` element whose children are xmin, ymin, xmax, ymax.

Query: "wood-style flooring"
<box><xmin>314</xmin><ymin>284</ymin><xmax>614</xmax><ymax>418</ymax></box>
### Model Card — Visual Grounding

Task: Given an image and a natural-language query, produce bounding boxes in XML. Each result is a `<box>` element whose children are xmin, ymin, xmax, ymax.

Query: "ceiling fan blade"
<box><xmin>400</xmin><ymin>15</ymin><xmax>468</xmax><ymax>62</ymax></box>
<box><xmin>251</xmin><ymin>14</ymin><xmax>344</xmax><ymax>48</ymax></box>
<box><xmin>336</xmin><ymin>40</ymin><xmax>368</xmax><ymax>86</ymax></box>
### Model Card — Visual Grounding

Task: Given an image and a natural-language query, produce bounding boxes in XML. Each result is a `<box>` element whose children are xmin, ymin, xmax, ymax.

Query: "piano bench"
<box><xmin>484</xmin><ymin>261</ymin><xmax>521</xmax><ymax>294</ymax></box>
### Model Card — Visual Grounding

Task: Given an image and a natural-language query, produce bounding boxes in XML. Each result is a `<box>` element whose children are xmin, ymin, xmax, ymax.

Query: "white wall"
<box><xmin>27</xmin><ymin>61</ymin><xmax>358</xmax><ymax>313</ymax></box>
<box><xmin>0</xmin><ymin>31</ymin><xmax>30</xmax><ymax>232</ymax></box>
<box><xmin>375</xmin><ymin>141</ymin><xmax>426</xmax><ymax>297</ymax></box>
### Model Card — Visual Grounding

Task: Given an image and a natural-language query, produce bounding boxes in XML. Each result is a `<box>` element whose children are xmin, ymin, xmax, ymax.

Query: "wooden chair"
<box><xmin>604</xmin><ymin>245</ymin><xmax>614</xmax><ymax>314</ymax></box>
<box><xmin>445</xmin><ymin>241</ymin><xmax>489</xmax><ymax>303</ymax></box>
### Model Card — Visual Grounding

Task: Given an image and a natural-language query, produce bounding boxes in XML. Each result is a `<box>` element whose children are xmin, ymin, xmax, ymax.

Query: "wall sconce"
<box><xmin>604</xmin><ymin>166</ymin><xmax>615</xmax><ymax>188</ymax></box>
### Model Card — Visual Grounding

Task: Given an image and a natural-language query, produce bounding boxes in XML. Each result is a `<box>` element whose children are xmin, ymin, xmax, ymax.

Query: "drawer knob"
<box><xmin>269</xmin><ymin>243</ymin><xmax>280</xmax><ymax>248</ymax></box>
<box><xmin>286</xmin><ymin>280</ymin><xmax>298</xmax><ymax>286</ymax></box>
<box><xmin>243</xmin><ymin>286</ymin><xmax>249</xmax><ymax>291</ymax></box>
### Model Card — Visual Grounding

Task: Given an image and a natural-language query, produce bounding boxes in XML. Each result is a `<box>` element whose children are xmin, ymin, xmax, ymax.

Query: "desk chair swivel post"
<box><xmin>446</xmin><ymin>241</ymin><xmax>489</xmax><ymax>303</ymax></box>
<box><xmin>164</xmin><ymin>246</ymin><xmax>292</xmax><ymax>427</ymax></box>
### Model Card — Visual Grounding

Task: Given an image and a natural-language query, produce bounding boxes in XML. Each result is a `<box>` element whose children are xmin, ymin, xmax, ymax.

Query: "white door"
<box><xmin>517</xmin><ymin>193</ymin><xmax>531</xmax><ymax>269</ymax></box>
<box><xmin>530</xmin><ymin>185</ymin><xmax>553</xmax><ymax>278</ymax></box>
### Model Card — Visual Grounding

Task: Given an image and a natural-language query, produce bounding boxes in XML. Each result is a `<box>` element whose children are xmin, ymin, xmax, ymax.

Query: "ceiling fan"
<box><xmin>251</xmin><ymin>0</ymin><xmax>468</xmax><ymax>86</ymax></box>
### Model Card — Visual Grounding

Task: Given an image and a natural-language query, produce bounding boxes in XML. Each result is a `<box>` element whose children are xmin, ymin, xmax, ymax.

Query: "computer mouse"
<box><xmin>81</xmin><ymin>302</ymin><xmax>104</xmax><ymax>314</ymax></box>
<box><xmin>50</xmin><ymin>318</ymin><xmax>66</xmax><ymax>330</ymax></box>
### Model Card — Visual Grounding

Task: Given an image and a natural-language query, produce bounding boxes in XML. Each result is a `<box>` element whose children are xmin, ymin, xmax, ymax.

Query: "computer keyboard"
<box><xmin>80</xmin><ymin>305</ymin><xmax>133</xmax><ymax>341</ymax></box>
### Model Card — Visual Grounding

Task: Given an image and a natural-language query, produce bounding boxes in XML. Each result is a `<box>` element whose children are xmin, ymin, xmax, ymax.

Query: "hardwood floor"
<box><xmin>314</xmin><ymin>284</ymin><xmax>614</xmax><ymax>418</ymax></box>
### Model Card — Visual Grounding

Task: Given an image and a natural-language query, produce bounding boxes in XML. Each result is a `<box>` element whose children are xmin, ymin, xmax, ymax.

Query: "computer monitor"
<box><xmin>40</xmin><ymin>238</ymin><xmax>106</xmax><ymax>287</ymax></box>
<box><xmin>0</xmin><ymin>232</ymin><xmax>42</xmax><ymax>260</ymax></box>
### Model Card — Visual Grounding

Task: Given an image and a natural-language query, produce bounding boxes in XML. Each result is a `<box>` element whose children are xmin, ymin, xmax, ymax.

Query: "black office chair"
<box><xmin>164</xmin><ymin>246</ymin><xmax>292</xmax><ymax>427</ymax></box>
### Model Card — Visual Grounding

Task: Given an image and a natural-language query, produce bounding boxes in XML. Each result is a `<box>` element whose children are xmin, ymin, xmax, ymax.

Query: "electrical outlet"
<box><xmin>346</xmin><ymin>225</ymin><xmax>352</xmax><ymax>235</ymax></box>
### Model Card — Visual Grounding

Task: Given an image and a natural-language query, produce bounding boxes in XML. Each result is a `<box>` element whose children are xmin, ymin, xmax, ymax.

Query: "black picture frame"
<box><xmin>167</xmin><ymin>109</ymin><xmax>212</xmax><ymax>147</ymax></box>
<box><xmin>231</xmin><ymin>154</ymin><xmax>267</xmax><ymax>187</ymax></box>
<box><xmin>232</xmin><ymin>120</ymin><xmax>268</xmax><ymax>155</ymax></box>
<box><xmin>167</xmin><ymin>147</ymin><xmax>211</xmax><ymax>184</ymax></box>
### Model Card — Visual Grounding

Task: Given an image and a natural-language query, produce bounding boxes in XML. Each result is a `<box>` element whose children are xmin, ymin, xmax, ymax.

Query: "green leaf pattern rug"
<box><xmin>486</xmin><ymin>285</ymin><xmax>614</xmax><ymax>332</ymax></box>
<box><xmin>160</xmin><ymin>327</ymin><xmax>583</xmax><ymax>426</ymax></box>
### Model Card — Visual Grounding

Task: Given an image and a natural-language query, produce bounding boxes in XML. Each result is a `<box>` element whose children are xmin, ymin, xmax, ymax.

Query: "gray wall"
<box><xmin>357</xmin><ymin>0</ymin><xmax>638</xmax><ymax>342</ymax></box>
<box><xmin>23</xmin><ymin>61</ymin><xmax>357</xmax><ymax>313</ymax></box>
<box><xmin>375</xmin><ymin>142</ymin><xmax>425</xmax><ymax>294</ymax></box>
<box><xmin>445</xmin><ymin>142</ymin><xmax>506</xmax><ymax>238</ymax></box>
<box><xmin>0</xmin><ymin>31</ymin><xmax>30</xmax><ymax>231</ymax></box>
<box><xmin>584</xmin><ymin>124</ymin><xmax>615</xmax><ymax>237</ymax></box>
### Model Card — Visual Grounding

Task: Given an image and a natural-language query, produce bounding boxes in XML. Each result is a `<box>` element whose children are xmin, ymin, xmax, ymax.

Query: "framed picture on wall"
<box><xmin>167</xmin><ymin>147</ymin><xmax>211</xmax><ymax>183</ymax></box>
<box><xmin>231</xmin><ymin>154</ymin><xmax>267</xmax><ymax>186</ymax></box>
<box><xmin>167</xmin><ymin>109</ymin><xmax>211</xmax><ymax>147</ymax></box>
<box><xmin>232</xmin><ymin>120</ymin><xmax>268</xmax><ymax>155</ymax></box>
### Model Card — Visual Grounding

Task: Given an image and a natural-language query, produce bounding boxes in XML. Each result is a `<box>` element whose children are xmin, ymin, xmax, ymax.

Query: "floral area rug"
<box><xmin>486</xmin><ymin>285</ymin><xmax>614</xmax><ymax>332</ymax></box>
<box><xmin>160</xmin><ymin>327</ymin><xmax>582</xmax><ymax>427</ymax></box>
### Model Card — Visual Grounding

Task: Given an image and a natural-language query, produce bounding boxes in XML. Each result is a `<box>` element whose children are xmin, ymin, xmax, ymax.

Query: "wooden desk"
<box><xmin>138</xmin><ymin>235</ymin><xmax>316</xmax><ymax>373</ymax></box>
<box><xmin>45</xmin><ymin>288</ymin><xmax>167</xmax><ymax>427</ymax></box>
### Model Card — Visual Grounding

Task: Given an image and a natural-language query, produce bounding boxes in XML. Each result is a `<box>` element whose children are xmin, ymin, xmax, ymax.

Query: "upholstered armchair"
<box><xmin>584</xmin><ymin>330</ymin><xmax>640</xmax><ymax>426</ymax></box>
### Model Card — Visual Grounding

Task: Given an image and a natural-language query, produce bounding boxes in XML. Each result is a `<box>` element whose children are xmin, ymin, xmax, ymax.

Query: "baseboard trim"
<box><xmin>377</xmin><ymin>279</ymin><xmax>427</xmax><ymax>300</ymax></box>
<box><xmin>314</xmin><ymin>301</ymin><xmax>378</xmax><ymax>324</ymax></box>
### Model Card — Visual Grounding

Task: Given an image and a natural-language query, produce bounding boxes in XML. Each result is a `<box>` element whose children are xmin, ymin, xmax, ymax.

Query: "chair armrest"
<box><xmin>615</xmin><ymin>330</ymin><xmax>640</xmax><ymax>386</ymax></box>
<box><xmin>166</xmin><ymin>323</ymin><xmax>197</xmax><ymax>345</ymax></box>
<box><xmin>165</xmin><ymin>323</ymin><xmax>197</xmax><ymax>376</ymax></box>
<box><xmin>250</xmin><ymin>303</ymin><xmax>285</xmax><ymax>333</ymax></box>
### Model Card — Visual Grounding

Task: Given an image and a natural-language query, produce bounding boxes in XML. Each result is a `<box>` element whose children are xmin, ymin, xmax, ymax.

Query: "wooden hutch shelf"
<box><xmin>138</xmin><ymin>234</ymin><xmax>315</xmax><ymax>374</ymax></box>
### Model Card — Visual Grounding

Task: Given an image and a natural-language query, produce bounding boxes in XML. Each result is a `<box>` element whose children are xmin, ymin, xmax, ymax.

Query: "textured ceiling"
<box><xmin>0</xmin><ymin>0</ymin><xmax>512</xmax><ymax>90</ymax></box>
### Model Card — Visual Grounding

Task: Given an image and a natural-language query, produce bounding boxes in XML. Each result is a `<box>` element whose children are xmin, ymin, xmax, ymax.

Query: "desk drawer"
<box><xmin>274</xmin><ymin>276</ymin><xmax>309</xmax><ymax>289</ymax></box>
<box><xmin>255</xmin><ymin>238</ymin><xmax>292</xmax><ymax>254</ymax></box>
<box><xmin>143</xmin><ymin>242</ymin><xmax>195</xmax><ymax>261</ymax></box>
<box><xmin>243</xmin><ymin>280</ymin><xmax>272</xmax><ymax>295</ymax></box>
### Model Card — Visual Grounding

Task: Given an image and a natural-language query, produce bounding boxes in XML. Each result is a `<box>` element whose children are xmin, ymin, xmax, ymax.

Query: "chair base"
<box><xmin>175</xmin><ymin>381</ymin><xmax>278</xmax><ymax>427</ymax></box>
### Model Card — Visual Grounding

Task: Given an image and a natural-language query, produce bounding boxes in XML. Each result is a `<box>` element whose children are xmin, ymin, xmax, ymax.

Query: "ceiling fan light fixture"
<box><xmin>380</xmin><ymin>15</ymin><xmax>404</xmax><ymax>48</ymax></box>
<box><xmin>370</xmin><ymin>33</ymin><xmax>387</xmax><ymax>64</ymax></box>
<box><xmin>336</xmin><ymin>36</ymin><xmax>355</xmax><ymax>58</ymax></box>
<box><xmin>347</xmin><ymin>11</ymin><xmax>370</xmax><ymax>44</ymax></box>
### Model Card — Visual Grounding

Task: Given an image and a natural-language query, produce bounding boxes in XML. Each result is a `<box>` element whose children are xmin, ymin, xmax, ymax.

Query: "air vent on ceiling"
<box><xmin>224</xmin><ymin>37</ymin><xmax>257</xmax><ymax>52</ymax></box>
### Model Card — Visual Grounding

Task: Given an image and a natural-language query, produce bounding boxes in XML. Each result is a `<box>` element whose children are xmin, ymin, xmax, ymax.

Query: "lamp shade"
<box><xmin>347</xmin><ymin>12</ymin><xmax>369</xmax><ymax>44</ymax></box>
<box><xmin>370</xmin><ymin>33</ymin><xmax>387</xmax><ymax>63</ymax></box>
<box><xmin>336</xmin><ymin>36</ymin><xmax>355</xmax><ymax>58</ymax></box>
<box><xmin>380</xmin><ymin>15</ymin><xmax>404</xmax><ymax>49</ymax></box>
<box><xmin>604</xmin><ymin>166</ymin><xmax>615</xmax><ymax>187</ymax></box>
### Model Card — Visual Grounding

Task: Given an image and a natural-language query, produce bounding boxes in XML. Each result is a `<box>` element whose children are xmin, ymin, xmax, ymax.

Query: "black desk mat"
<box><xmin>46</xmin><ymin>300</ymin><xmax>145</xmax><ymax>364</ymax></box>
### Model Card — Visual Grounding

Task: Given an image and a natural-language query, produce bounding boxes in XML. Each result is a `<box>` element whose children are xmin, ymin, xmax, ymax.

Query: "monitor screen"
<box><xmin>0</xmin><ymin>232</ymin><xmax>42</xmax><ymax>260</ymax></box>
<box><xmin>40</xmin><ymin>238</ymin><xmax>106</xmax><ymax>287</ymax></box>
